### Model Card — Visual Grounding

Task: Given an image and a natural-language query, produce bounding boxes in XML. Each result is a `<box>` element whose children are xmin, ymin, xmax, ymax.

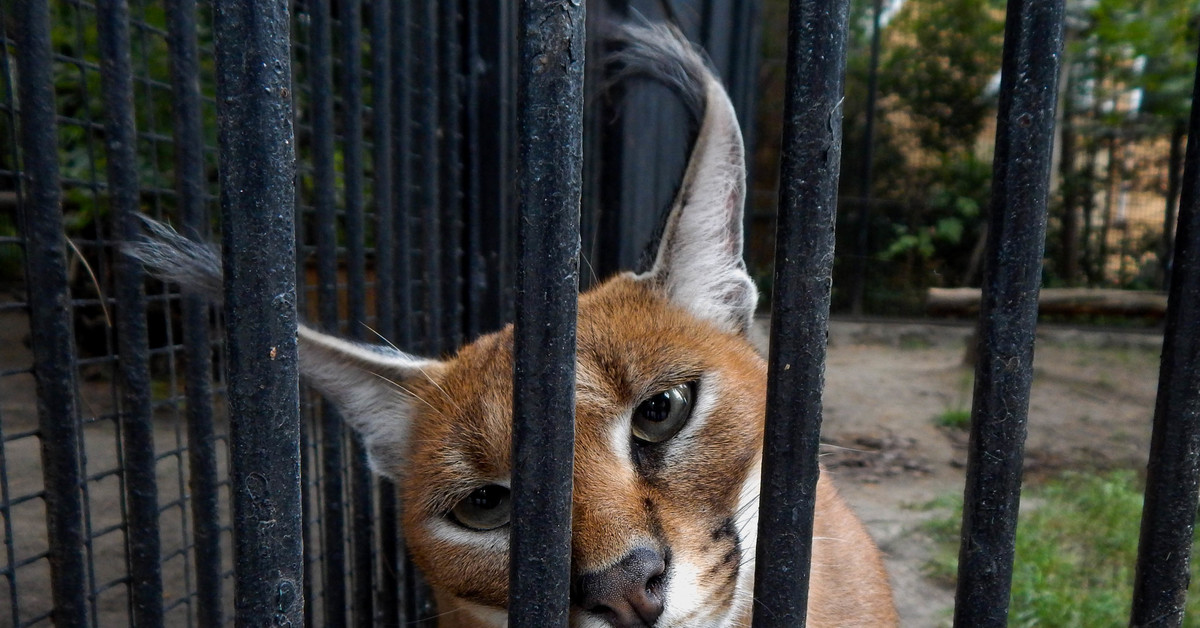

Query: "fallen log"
<box><xmin>927</xmin><ymin>287</ymin><xmax>1168</xmax><ymax>318</ymax></box>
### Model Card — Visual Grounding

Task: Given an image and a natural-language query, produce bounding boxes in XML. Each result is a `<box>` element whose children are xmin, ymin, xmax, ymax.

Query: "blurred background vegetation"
<box><xmin>4</xmin><ymin>0</ymin><xmax>1198</xmax><ymax>324</ymax></box>
<box><xmin>750</xmin><ymin>0</ymin><xmax>1200</xmax><ymax>318</ymax></box>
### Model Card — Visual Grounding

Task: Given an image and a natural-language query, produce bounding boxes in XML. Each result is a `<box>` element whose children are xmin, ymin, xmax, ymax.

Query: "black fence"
<box><xmin>2</xmin><ymin>0</ymin><xmax>1200</xmax><ymax>628</ymax></box>
<box><xmin>1</xmin><ymin>0</ymin><xmax>760</xmax><ymax>626</ymax></box>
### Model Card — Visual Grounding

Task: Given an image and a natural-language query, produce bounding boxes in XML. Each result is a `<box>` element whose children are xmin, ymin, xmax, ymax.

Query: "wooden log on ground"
<box><xmin>927</xmin><ymin>287</ymin><xmax>1168</xmax><ymax>318</ymax></box>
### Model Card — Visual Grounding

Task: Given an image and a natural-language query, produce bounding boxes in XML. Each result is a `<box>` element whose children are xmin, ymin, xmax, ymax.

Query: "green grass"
<box><xmin>934</xmin><ymin>408</ymin><xmax>972</xmax><ymax>429</ymax></box>
<box><xmin>921</xmin><ymin>471</ymin><xmax>1200</xmax><ymax>626</ymax></box>
<box><xmin>934</xmin><ymin>370</ymin><xmax>974</xmax><ymax>430</ymax></box>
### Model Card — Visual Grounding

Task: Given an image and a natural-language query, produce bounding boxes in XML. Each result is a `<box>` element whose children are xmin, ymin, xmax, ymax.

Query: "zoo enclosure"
<box><xmin>0</xmin><ymin>0</ymin><xmax>761</xmax><ymax>626</ymax></box>
<box><xmin>1</xmin><ymin>1</ymin><xmax>1199</xmax><ymax>628</ymax></box>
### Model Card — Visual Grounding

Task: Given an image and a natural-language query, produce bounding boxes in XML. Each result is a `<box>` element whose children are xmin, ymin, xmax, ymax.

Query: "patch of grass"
<box><xmin>934</xmin><ymin>370</ymin><xmax>974</xmax><ymax>430</ymax></box>
<box><xmin>920</xmin><ymin>471</ymin><xmax>1200</xmax><ymax>626</ymax></box>
<box><xmin>934</xmin><ymin>408</ymin><xmax>972</xmax><ymax>429</ymax></box>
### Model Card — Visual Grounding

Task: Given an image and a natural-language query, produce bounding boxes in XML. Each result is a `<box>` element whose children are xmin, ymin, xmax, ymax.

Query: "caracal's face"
<box><xmin>130</xmin><ymin>19</ymin><xmax>896</xmax><ymax>627</ymax></box>
<box><xmin>398</xmin><ymin>275</ymin><xmax>765</xmax><ymax>627</ymax></box>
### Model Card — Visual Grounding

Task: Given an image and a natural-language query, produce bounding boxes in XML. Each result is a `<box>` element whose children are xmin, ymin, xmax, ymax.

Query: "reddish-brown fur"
<box><xmin>398</xmin><ymin>275</ymin><xmax>897</xmax><ymax>626</ymax></box>
<box><xmin>131</xmin><ymin>21</ymin><xmax>899</xmax><ymax>626</ymax></box>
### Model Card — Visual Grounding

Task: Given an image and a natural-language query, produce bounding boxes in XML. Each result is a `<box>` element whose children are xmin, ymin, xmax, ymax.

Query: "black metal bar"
<box><xmin>1130</xmin><ymin>38</ymin><xmax>1200</xmax><ymax>628</ymax></box>
<box><xmin>340</xmin><ymin>1</ymin><xmax>376</xmax><ymax>625</ymax></box>
<box><xmin>164</xmin><ymin>0</ymin><xmax>224</xmax><ymax>620</ymax></box>
<box><xmin>729</xmin><ymin>0</ymin><xmax>764</xmax><ymax>259</ymax></box>
<box><xmin>309</xmin><ymin>0</ymin><xmax>349</xmax><ymax>624</ymax></box>
<box><xmin>497</xmin><ymin>2</ymin><xmax>519</xmax><ymax>325</ymax></box>
<box><xmin>953</xmin><ymin>0</ymin><xmax>1064</xmax><ymax>625</ymax></box>
<box><xmin>372</xmin><ymin>0</ymin><xmax>395</xmax><ymax>348</ymax></box>
<box><xmin>391</xmin><ymin>1</ymin><xmax>415</xmax><ymax>349</ymax></box>
<box><xmin>382</xmin><ymin>0</ymin><xmax>409</xmax><ymax>623</ymax></box>
<box><xmin>210</xmin><ymin>0</ymin><xmax>304</xmax><ymax>623</ymax></box>
<box><xmin>15</xmin><ymin>1</ymin><xmax>90</xmax><ymax>625</ymax></box>
<box><xmin>403</xmin><ymin>3</ymin><xmax>440</xmax><ymax>624</ymax></box>
<box><xmin>850</xmin><ymin>0</ymin><xmax>882</xmax><ymax>316</ymax></box>
<box><xmin>96</xmin><ymin>2</ymin><xmax>165</xmax><ymax>624</ymax></box>
<box><xmin>1161</xmin><ymin>122</ymin><xmax>1186</xmax><ymax>291</ymax></box>
<box><xmin>462</xmin><ymin>0</ymin><xmax>484</xmax><ymax>339</ymax></box>
<box><xmin>509</xmin><ymin>2</ymin><xmax>584</xmax><ymax>626</ymax></box>
<box><xmin>372</xmin><ymin>0</ymin><xmax>400</xmax><ymax>621</ymax></box>
<box><xmin>751</xmin><ymin>0</ymin><xmax>849</xmax><ymax>625</ymax></box>
<box><xmin>412</xmin><ymin>0</ymin><xmax>442</xmax><ymax>355</ymax></box>
<box><xmin>439</xmin><ymin>1</ymin><xmax>464</xmax><ymax>350</ymax></box>
<box><xmin>342</xmin><ymin>3</ymin><xmax>366</xmax><ymax>340</ymax></box>
<box><xmin>589</xmin><ymin>1</ymin><xmax>627</xmax><ymax>282</ymax></box>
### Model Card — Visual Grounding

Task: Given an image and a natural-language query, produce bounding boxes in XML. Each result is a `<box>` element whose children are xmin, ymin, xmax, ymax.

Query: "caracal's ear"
<box><xmin>614</xmin><ymin>22</ymin><xmax>758</xmax><ymax>335</ymax></box>
<box><xmin>295</xmin><ymin>327</ymin><xmax>441</xmax><ymax>479</ymax></box>
<box><xmin>125</xmin><ymin>216</ymin><xmax>439</xmax><ymax>479</ymax></box>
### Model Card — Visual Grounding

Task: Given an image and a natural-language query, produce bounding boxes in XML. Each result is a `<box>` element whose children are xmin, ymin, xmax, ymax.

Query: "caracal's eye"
<box><xmin>450</xmin><ymin>485</ymin><xmax>511</xmax><ymax>531</ymax></box>
<box><xmin>632</xmin><ymin>382</ymin><xmax>695</xmax><ymax>444</ymax></box>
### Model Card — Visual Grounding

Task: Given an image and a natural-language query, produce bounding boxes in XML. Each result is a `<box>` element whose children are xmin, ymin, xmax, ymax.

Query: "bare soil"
<box><xmin>0</xmin><ymin>308</ymin><xmax>1165</xmax><ymax>626</ymax></box>
<box><xmin>818</xmin><ymin>320</ymin><xmax>1163</xmax><ymax>626</ymax></box>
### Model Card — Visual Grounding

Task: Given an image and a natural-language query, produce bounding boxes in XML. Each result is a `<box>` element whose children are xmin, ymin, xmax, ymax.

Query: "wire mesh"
<box><xmin>0</xmin><ymin>0</ymin><xmax>762</xmax><ymax>625</ymax></box>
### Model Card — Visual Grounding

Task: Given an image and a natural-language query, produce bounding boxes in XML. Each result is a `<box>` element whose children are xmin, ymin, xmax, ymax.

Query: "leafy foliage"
<box><xmin>879</xmin><ymin>0</ymin><xmax>1007</xmax><ymax>155</ymax></box>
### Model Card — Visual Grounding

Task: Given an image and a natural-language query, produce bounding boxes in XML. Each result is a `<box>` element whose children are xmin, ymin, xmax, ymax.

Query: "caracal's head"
<box><xmin>296</xmin><ymin>23</ymin><xmax>761</xmax><ymax>628</ymax></box>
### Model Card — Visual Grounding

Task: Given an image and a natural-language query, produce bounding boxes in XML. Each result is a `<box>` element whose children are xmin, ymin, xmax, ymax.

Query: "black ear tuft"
<box><xmin>619</xmin><ymin>23</ymin><xmax>757</xmax><ymax>334</ymax></box>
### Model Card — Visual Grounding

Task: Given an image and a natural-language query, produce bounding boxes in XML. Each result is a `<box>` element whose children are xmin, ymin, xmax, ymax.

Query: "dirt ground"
<box><xmin>0</xmin><ymin>307</ymin><xmax>1166</xmax><ymax>626</ymax></box>
<box><xmin>817</xmin><ymin>320</ymin><xmax>1163</xmax><ymax>626</ymax></box>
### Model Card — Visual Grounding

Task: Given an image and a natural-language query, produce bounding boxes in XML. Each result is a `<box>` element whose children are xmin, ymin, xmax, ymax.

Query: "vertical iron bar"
<box><xmin>1161</xmin><ymin>122</ymin><xmax>1185</xmax><ymax>291</ymax></box>
<box><xmin>163</xmin><ymin>0</ymin><xmax>224</xmax><ymax>622</ymax></box>
<box><xmin>14</xmin><ymin>1</ymin><xmax>90</xmax><ymax>624</ymax></box>
<box><xmin>751</xmin><ymin>0</ymin><xmax>849</xmax><ymax>625</ymax></box>
<box><xmin>371</xmin><ymin>0</ymin><xmax>395</xmax><ymax>355</ymax></box>
<box><xmin>730</xmin><ymin>0</ymin><xmax>764</xmax><ymax>258</ymax></box>
<box><xmin>210</xmin><ymin>0</ymin><xmax>304</xmax><ymax>623</ymax></box>
<box><xmin>342</xmin><ymin>2</ymin><xmax>366</xmax><ymax>339</ymax></box>
<box><xmin>412</xmin><ymin>0</ymin><xmax>442</xmax><ymax>355</ymax></box>
<box><xmin>952</xmin><ymin>0</ymin><xmax>1064</xmax><ymax>625</ymax></box>
<box><xmin>439</xmin><ymin>0</ymin><xmax>464</xmax><ymax>350</ymax></box>
<box><xmin>500</xmin><ymin>3</ymin><xmax>519</xmax><ymax>324</ymax></box>
<box><xmin>96</xmin><ymin>0</ymin><xmax>165</xmax><ymax>624</ymax></box>
<box><xmin>340</xmin><ymin>0</ymin><xmax>376</xmax><ymax>625</ymax></box>
<box><xmin>391</xmin><ymin>0</ymin><xmax>415</xmax><ymax>352</ymax></box>
<box><xmin>462</xmin><ymin>0</ymin><xmax>485</xmax><ymax>339</ymax></box>
<box><xmin>509</xmin><ymin>2</ymin><xmax>584</xmax><ymax>626</ymax></box>
<box><xmin>1129</xmin><ymin>39</ymin><xmax>1200</xmax><ymax>628</ymax></box>
<box><xmin>372</xmin><ymin>0</ymin><xmax>400</xmax><ymax>622</ymax></box>
<box><xmin>404</xmin><ymin>2</ymin><xmax>437</xmax><ymax>623</ymax></box>
<box><xmin>408</xmin><ymin>8</ymin><xmax>441</xmax><ymax>620</ymax></box>
<box><xmin>850</xmin><ymin>0</ymin><xmax>882</xmax><ymax>316</ymax></box>
<box><xmin>592</xmin><ymin>0</ymin><xmax>627</xmax><ymax>281</ymax></box>
<box><xmin>383</xmin><ymin>1</ymin><xmax>411</xmax><ymax>623</ymax></box>
<box><xmin>309</xmin><ymin>0</ymin><xmax>349</xmax><ymax>624</ymax></box>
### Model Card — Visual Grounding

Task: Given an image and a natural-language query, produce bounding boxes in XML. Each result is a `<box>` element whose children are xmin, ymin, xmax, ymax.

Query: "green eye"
<box><xmin>450</xmin><ymin>485</ymin><xmax>511</xmax><ymax>531</ymax></box>
<box><xmin>632</xmin><ymin>382</ymin><xmax>695</xmax><ymax>444</ymax></box>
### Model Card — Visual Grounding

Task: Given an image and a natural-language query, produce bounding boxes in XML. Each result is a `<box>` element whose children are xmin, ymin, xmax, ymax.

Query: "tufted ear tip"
<box><xmin>625</xmin><ymin>34</ymin><xmax>754</xmax><ymax>335</ymax></box>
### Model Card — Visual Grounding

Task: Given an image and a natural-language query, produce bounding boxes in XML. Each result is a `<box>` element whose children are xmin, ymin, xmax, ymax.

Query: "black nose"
<box><xmin>575</xmin><ymin>546</ymin><xmax>667</xmax><ymax>627</ymax></box>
